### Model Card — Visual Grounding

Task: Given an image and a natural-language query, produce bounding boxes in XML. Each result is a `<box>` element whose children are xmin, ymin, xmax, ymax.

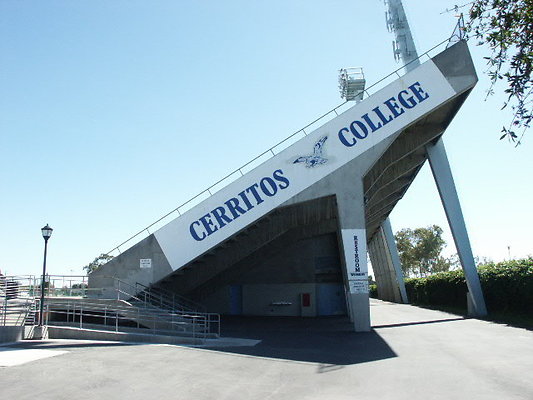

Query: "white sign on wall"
<box><xmin>154</xmin><ymin>59</ymin><xmax>457</xmax><ymax>271</ymax></box>
<box><xmin>140</xmin><ymin>259</ymin><xmax>152</xmax><ymax>269</ymax></box>
<box><xmin>341</xmin><ymin>229</ymin><xmax>368</xmax><ymax>294</ymax></box>
<box><xmin>349</xmin><ymin>280</ymin><xmax>369</xmax><ymax>294</ymax></box>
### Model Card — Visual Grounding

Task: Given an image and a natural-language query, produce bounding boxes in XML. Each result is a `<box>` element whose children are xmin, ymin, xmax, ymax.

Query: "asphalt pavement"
<box><xmin>1</xmin><ymin>299</ymin><xmax>531</xmax><ymax>400</ymax></box>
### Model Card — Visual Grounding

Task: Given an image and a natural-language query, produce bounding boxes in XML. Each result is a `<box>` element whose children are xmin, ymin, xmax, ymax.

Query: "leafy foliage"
<box><xmin>369</xmin><ymin>284</ymin><xmax>378</xmax><ymax>298</ymax></box>
<box><xmin>394</xmin><ymin>225</ymin><xmax>456</xmax><ymax>277</ymax></box>
<box><xmin>404</xmin><ymin>257</ymin><xmax>533</xmax><ymax>316</ymax></box>
<box><xmin>468</xmin><ymin>0</ymin><xmax>533</xmax><ymax>144</ymax></box>
<box><xmin>83</xmin><ymin>253</ymin><xmax>113</xmax><ymax>274</ymax></box>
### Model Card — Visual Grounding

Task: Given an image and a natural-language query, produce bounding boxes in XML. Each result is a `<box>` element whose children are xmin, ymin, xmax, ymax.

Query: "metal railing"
<box><xmin>134</xmin><ymin>282</ymin><xmax>206</xmax><ymax>313</ymax></box>
<box><xmin>1</xmin><ymin>275</ymin><xmax>37</xmax><ymax>327</ymax></box>
<box><xmin>1</xmin><ymin>274</ymin><xmax>220</xmax><ymax>339</ymax></box>
<box><xmin>42</xmin><ymin>275</ymin><xmax>90</xmax><ymax>297</ymax></box>
<box><xmin>44</xmin><ymin>299</ymin><xmax>220</xmax><ymax>340</ymax></box>
<box><xmin>112</xmin><ymin>277</ymin><xmax>220</xmax><ymax>337</ymax></box>
<box><xmin>103</xmin><ymin>31</ymin><xmax>465</xmax><ymax>258</ymax></box>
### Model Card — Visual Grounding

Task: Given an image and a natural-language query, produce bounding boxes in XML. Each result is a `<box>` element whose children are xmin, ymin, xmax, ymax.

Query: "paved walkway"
<box><xmin>1</xmin><ymin>300</ymin><xmax>532</xmax><ymax>399</ymax></box>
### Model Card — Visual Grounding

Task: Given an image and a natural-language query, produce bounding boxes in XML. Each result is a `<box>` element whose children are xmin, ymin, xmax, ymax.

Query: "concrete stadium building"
<box><xmin>89</xmin><ymin>34</ymin><xmax>487</xmax><ymax>333</ymax></box>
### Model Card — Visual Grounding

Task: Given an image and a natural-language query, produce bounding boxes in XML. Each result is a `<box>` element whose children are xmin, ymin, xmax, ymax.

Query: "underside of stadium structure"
<box><xmin>89</xmin><ymin>41</ymin><xmax>484</xmax><ymax>332</ymax></box>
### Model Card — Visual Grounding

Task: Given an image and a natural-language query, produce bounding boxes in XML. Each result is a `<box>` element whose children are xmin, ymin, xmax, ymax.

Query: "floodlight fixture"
<box><xmin>338</xmin><ymin>67</ymin><xmax>366</xmax><ymax>102</ymax></box>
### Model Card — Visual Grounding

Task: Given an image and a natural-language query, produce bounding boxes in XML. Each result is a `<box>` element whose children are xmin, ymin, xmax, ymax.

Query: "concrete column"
<box><xmin>368</xmin><ymin>226</ymin><xmax>403</xmax><ymax>303</ymax></box>
<box><xmin>336</xmin><ymin>184</ymin><xmax>371</xmax><ymax>332</ymax></box>
<box><xmin>426</xmin><ymin>138</ymin><xmax>487</xmax><ymax>316</ymax></box>
<box><xmin>368</xmin><ymin>231</ymin><xmax>394</xmax><ymax>300</ymax></box>
<box><xmin>382</xmin><ymin>218</ymin><xmax>408</xmax><ymax>304</ymax></box>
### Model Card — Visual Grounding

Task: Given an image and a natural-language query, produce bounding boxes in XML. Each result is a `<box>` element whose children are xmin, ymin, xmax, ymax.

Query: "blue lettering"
<box><xmin>397</xmin><ymin>90</ymin><xmax>417</xmax><ymax>109</ymax></box>
<box><xmin>260</xmin><ymin>177</ymin><xmax>277</xmax><ymax>197</ymax></box>
<box><xmin>408</xmin><ymin>81</ymin><xmax>429</xmax><ymax>102</ymax></box>
<box><xmin>372</xmin><ymin>106</ymin><xmax>393</xmax><ymax>125</ymax></box>
<box><xmin>273</xmin><ymin>169</ymin><xmax>290</xmax><ymax>190</ymax></box>
<box><xmin>184</xmin><ymin>169</ymin><xmax>296</xmax><ymax>241</ymax></box>
<box><xmin>337</xmin><ymin>81</ymin><xmax>430</xmax><ymax>148</ymax></box>
<box><xmin>338</xmin><ymin>127</ymin><xmax>356</xmax><ymax>147</ymax></box>
<box><xmin>225</xmin><ymin>197</ymin><xmax>247</xmax><ymax>219</ymax></box>
<box><xmin>189</xmin><ymin>221</ymin><xmax>206</xmax><ymax>241</ymax></box>
<box><xmin>238</xmin><ymin>190</ymin><xmax>254</xmax><ymax>211</ymax></box>
<box><xmin>361</xmin><ymin>113</ymin><xmax>382</xmax><ymax>133</ymax></box>
<box><xmin>350</xmin><ymin>120</ymin><xmax>369</xmax><ymax>139</ymax></box>
<box><xmin>199</xmin><ymin>213</ymin><xmax>218</xmax><ymax>236</ymax></box>
<box><xmin>384</xmin><ymin>97</ymin><xmax>405</xmax><ymax>118</ymax></box>
<box><xmin>246</xmin><ymin>183</ymin><xmax>264</xmax><ymax>205</ymax></box>
<box><xmin>211</xmin><ymin>206</ymin><xmax>232</xmax><ymax>228</ymax></box>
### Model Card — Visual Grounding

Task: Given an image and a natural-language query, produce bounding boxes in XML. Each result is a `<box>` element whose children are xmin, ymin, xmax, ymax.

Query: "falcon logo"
<box><xmin>293</xmin><ymin>136</ymin><xmax>328</xmax><ymax>168</ymax></box>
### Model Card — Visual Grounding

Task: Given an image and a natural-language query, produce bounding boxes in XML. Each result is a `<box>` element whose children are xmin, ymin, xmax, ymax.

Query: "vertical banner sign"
<box><xmin>341</xmin><ymin>229</ymin><xmax>368</xmax><ymax>294</ymax></box>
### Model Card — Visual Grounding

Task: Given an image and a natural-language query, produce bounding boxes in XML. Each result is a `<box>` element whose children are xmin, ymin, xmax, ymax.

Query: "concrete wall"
<box><xmin>238</xmin><ymin>233</ymin><xmax>340</xmax><ymax>285</ymax></box>
<box><xmin>198</xmin><ymin>233</ymin><xmax>343</xmax><ymax>316</ymax></box>
<box><xmin>202</xmin><ymin>286</ymin><xmax>231</xmax><ymax>315</ymax></box>
<box><xmin>89</xmin><ymin>234</ymin><xmax>173</xmax><ymax>298</ymax></box>
<box><xmin>0</xmin><ymin>326</ymin><xmax>24</xmax><ymax>344</ymax></box>
<box><xmin>46</xmin><ymin>326</ymin><xmax>200</xmax><ymax>345</ymax></box>
<box><xmin>242</xmin><ymin>283</ymin><xmax>317</xmax><ymax>317</ymax></box>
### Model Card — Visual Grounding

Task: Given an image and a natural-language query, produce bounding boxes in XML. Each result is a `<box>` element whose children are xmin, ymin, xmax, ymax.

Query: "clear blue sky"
<box><xmin>1</xmin><ymin>1</ymin><xmax>531</xmax><ymax>277</ymax></box>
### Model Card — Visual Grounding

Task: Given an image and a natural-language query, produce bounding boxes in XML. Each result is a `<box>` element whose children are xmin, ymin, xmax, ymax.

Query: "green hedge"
<box><xmin>369</xmin><ymin>284</ymin><xmax>378</xmax><ymax>298</ymax></box>
<box><xmin>404</xmin><ymin>258</ymin><xmax>533</xmax><ymax>316</ymax></box>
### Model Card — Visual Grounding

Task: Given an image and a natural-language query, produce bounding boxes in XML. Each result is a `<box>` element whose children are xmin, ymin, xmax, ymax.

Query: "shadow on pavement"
<box><xmin>373</xmin><ymin>317</ymin><xmax>465</xmax><ymax>329</ymax></box>
<box><xmin>205</xmin><ymin>315</ymin><xmax>397</xmax><ymax>366</ymax></box>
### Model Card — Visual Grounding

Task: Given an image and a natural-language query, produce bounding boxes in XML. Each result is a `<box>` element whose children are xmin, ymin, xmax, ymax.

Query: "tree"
<box><xmin>467</xmin><ymin>0</ymin><xmax>533</xmax><ymax>144</ymax></box>
<box><xmin>394</xmin><ymin>225</ymin><xmax>456</xmax><ymax>277</ymax></box>
<box><xmin>83</xmin><ymin>253</ymin><xmax>113</xmax><ymax>274</ymax></box>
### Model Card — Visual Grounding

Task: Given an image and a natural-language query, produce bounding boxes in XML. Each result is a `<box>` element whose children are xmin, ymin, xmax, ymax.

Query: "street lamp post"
<box><xmin>39</xmin><ymin>224</ymin><xmax>53</xmax><ymax>326</ymax></box>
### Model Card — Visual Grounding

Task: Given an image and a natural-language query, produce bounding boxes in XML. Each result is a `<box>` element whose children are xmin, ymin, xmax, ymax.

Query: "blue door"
<box><xmin>317</xmin><ymin>283</ymin><xmax>347</xmax><ymax>316</ymax></box>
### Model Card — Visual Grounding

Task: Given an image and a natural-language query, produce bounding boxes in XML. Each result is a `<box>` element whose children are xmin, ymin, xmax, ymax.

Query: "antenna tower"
<box><xmin>384</xmin><ymin>0</ymin><xmax>419</xmax><ymax>72</ymax></box>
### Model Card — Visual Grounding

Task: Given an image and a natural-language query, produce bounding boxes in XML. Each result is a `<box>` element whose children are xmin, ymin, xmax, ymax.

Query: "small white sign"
<box><xmin>349</xmin><ymin>279</ymin><xmax>369</xmax><ymax>294</ymax></box>
<box><xmin>140</xmin><ymin>259</ymin><xmax>152</xmax><ymax>269</ymax></box>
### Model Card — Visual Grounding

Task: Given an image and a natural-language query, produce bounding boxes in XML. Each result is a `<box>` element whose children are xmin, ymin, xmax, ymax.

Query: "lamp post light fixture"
<box><xmin>39</xmin><ymin>224</ymin><xmax>53</xmax><ymax>326</ymax></box>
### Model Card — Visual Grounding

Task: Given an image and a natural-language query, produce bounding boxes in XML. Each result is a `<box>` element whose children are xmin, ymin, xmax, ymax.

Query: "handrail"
<box><xmin>135</xmin><ymin>282</ymin><xmax>206</xmax><ymax>313</ymax></box>
<box><xmin>134</xmin><ymin>283</ymin><xmax>186</xmax><ymax>312</ymax></box>
<box><xmin>104</xmin><ymin>33</ymin><xmax>461</xmax><ymax>257</ymax></box>
<box><xmin>1</xmin><ymin>275</ymin><xmax>38</xmax><ymax>327</ymax></box>
<box><xmin>114</xmin><ymin>278</ymin><xmax>216</xmax><ymax>321</ymax></box>
<box><xmin>45</xmin><ymin>298</ymin><xmax>220</xmax><ymax>338</ymax></box>
<box><xmin>1</xmin><ymin>274</ymin><xmax>220</xmax><ymax>337</ymax></box>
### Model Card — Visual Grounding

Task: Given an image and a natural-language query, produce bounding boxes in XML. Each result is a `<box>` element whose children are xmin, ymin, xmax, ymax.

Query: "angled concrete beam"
<box><xmin>368</xmin><ymin>230</ymin><xmax>396</xmax><ymax>301</ymax></box>
<box><xmin>365</xmin><ymin>153</ymin><xmax>427</xmax><ymax>203</ymax></box>
<box><xmin>426</xmin><ymin>138</ymin><xmax>487</xmax><ymax>316</ymax></box>
<box><xmin>366</xmin><ymin>176</ymin><xmax>411</xmax><ymax>207</ymax></box>
<box><xmin>382</xmin><ymin>218</ymin><xmax>408</xmax><ymax>303</ymax></box>
<box><xmin>363</xmin><ymin>123</ymin><xmax>444</xmax><ymax>193</ymax></box>
<box><xmin>366</xmin><ymin>204</ymin><xmax>395</xmax><ymax>227</ymax></box>
<box><xmin>366</xmin><ymin>189</ymin><xmax>407</xmax><ymax>220</ymax></box>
